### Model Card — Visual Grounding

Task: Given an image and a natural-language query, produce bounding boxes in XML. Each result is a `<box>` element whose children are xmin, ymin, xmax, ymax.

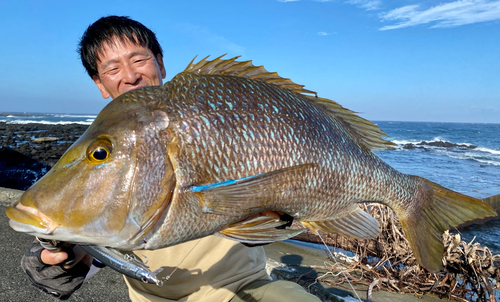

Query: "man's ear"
<box><xmin>156</xmin><ymin>55</ymin><xmax>167</xmax><ymax>79</ymax></box>
<box><xmin>92</xmin><ymin>76</ymin><xmax>111</xmax><ymax>99</ymax></box>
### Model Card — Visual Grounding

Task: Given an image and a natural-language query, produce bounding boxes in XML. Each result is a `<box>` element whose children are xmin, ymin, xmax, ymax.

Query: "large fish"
<box><xmin>6</xmin><ymin>55</ymin><xmax>496</xmax><ymax>273</ymax></box>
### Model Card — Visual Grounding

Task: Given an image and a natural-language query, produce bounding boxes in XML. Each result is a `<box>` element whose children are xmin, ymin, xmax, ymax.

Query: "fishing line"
<box><xmin>163</xmin><ymin>238</ymin><xmax>202</xmax><ymax>281</ymax></box>
<box><xmin>316</xmin><ymin>232</ymin><xmax>363</xmax><ymax>302</ymax></box>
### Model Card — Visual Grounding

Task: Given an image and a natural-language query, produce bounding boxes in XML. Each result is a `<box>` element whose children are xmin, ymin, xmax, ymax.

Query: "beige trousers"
<box><xmin>230</xmin><ymin>279</ymin><xmax>321</xmax><ymax>302</ymax></box>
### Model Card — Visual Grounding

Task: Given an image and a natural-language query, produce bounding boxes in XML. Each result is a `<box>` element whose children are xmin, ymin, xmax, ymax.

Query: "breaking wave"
<box><xmin>389</xmin><ymin>138</ymin><xmax>500</xmax><ymax>167</ymax></box>
<box><xmin>0</xmin><ymin>113</ymin><xmax>95</xmax><ymax>125</ymax></box>
<box><xmin>54</xmin><ymin>114</ymin><xmax>97</xmax><ymax>118</ymax></box>
<box><xmin>1</xmin><ymin>119</ymin><xmax>93</xmax><ymax>125</ymax></box>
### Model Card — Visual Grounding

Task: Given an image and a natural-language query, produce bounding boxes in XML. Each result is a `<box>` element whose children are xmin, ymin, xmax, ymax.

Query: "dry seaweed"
<box><xmin>292</xmin><ymin>204</ymin><xmax>500</xmax><ymax>301</ymax></box>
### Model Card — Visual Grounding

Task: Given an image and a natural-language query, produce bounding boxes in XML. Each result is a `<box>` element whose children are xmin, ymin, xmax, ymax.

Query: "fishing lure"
<box><xmin>81</xmin><ymin>245</ymin><xmax>164</xmax><ymax>286</ymax></box>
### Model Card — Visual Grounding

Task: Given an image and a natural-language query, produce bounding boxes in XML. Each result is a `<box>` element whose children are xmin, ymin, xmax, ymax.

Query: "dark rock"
<box><xmin>0</xmin><ymin>123</ymin><xmax>88</xmax><ymax>190</ymax></box>
<box><xmin>0</xmin><ymin>147</ymin><xmax>50</xmax><ymax>190</ymax></box>
<box><xmin>402</xmin><ymin>144</ymin><xmax>418</xmax><ymax>150</ymax></box>
<box><xmin>406</xmin><ymin>140</ymin><xmax>478</xmax><ymax>149</ymax></box>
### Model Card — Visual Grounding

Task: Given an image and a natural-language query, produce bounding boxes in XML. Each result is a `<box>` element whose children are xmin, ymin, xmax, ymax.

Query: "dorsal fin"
<box><xmin>184</xmin><ymin>54</ymin><xmax>315</xmax><ymax>95</ymax></box>
<box><xmin>307</xmin><ymin>96</ymin><xmax>396</xmax><ymax>150</ymax></box>
<box><xmin>183</xmin><ymin>55</ymin><xmax>395</xmax><ymax>151</ymax></box>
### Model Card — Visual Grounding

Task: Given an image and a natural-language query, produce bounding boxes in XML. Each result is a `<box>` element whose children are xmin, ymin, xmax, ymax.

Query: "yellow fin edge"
<box><xmin>398</xmin><ymin>176</ymin><xmax>497</xmax><ymax>272</ymax></box>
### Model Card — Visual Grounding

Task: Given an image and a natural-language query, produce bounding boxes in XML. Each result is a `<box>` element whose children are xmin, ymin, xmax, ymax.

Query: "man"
<box><xmin>21</xmin><ymin>16</ymin><xmax>321</xmax><ymax>302</ymax></box>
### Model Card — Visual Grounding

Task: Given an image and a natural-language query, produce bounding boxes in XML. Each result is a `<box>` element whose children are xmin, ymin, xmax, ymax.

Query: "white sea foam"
<box><xmin>391</xmin><ymin>139</ymin><xmax>420</xmax><ymax>145</ymax></box>
<box><xmin>389</xmin><ymin>136</ymin><xmax>500</xmax><ymax>166</ymax></box>
<box><xmin>1</xmin><ymin>113</ymin><xmax>95</xmax><ymax>125</ymax></box>
<box><xmin>5</xmin><ymin>120</ymin><xmax>92</xmax><ymax>125</ymax></box>
<box><xmin>448</xmin><ymin>153</ymin><xmax>500</xmax><ymax>166</ymax></box>
<box><xmin>55</xmin><ymin>114</ymin><xmax>97</xmax><ymax>118</ymax></box>
<box><xmin>391</xmin><ymin>138</ymin><xmax>476</xmax><ymax>148</ymax></box>
<box><xmin>477</xmin><ymin>147</ymin><xmax>500</xmax><ymax>155</ymax></box>
<box><xmin>435</xmin><ymin>147</ymin><xmax>500</xmax><ymax>166</ymax></box>
<box><xmin>475</xmin><ymin>159</ymin><xmax>500</xmax><ymax>166</ymax></box>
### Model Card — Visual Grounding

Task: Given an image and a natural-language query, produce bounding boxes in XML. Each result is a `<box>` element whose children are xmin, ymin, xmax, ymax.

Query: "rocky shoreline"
<box><xmin>401</xmin><ymin>140</ymin><xmax>478</xmax><ymax>150</ymax></box>
<box><xmin>0</xmin><ymin>122</ymin><xmax>88</xmax><ymax>190</ymax></box>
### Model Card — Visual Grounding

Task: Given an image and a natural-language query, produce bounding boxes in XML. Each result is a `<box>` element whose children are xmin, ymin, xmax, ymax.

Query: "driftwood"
<box><xmin>291</xmin><ymin>204</ymin><xmax>500</xmax><ymax>301</ymax></box>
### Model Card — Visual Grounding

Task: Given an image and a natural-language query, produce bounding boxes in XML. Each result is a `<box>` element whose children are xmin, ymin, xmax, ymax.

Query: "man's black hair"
<box><xmin>78</xmin><ymin>15</ymin><xmax>163</xmax><ymax>79</ymax></box>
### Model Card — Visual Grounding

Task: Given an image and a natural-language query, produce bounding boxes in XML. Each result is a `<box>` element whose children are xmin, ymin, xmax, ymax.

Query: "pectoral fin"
<box><xmin>190</xmin><ymin>163</ymin><xmax>317</xmax><ymax>215</ymax></box>
<box><xmin>216</xmin><ymin>215</ymin><xmax>306</xmax><ymax>243</ymax></box>
<box><xmin>301</xmin><ymin>205</ymin><xmax>380</xmax><ymax>239</ymax></box>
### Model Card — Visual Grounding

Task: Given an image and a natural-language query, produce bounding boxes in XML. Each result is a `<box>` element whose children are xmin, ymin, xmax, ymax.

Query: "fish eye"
<box><xmin>93</xmin><ymin>148</ymin><xmax>108</xmax><ymax>160</ymax></box>
<box><xmin>87</xmin><ymin>139</ymin><xmax>113</xmax><ymax>163</ymax></box>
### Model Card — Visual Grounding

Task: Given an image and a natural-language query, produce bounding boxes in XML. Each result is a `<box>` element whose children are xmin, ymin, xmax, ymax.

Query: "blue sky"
<box><xmin>0</xmin><ymin>0</ymin><xmax>499</xmax><ymax>123</ymax></box>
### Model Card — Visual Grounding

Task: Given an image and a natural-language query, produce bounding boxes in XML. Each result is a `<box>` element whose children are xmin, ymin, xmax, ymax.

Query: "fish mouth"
<box><xmin>6</xmin><ymin>203</ymin><xmax>60</xmax><ymax>236</ymax></box>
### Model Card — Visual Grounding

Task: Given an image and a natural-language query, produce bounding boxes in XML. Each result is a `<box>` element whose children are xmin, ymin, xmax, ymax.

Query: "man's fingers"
<box><xmin>63</xmin><ymin>246</ymin><xmax>92</xmax><ymax>269</ymax></box>
<box><xmin>40</xmin><ymin>245</ymin><xmax>93</xmax><ymax>269</ymax></box>
<box><xmin>40</xmin><ymin>248</ymin><xmax>68</xmax><ymax>265</ymax></box>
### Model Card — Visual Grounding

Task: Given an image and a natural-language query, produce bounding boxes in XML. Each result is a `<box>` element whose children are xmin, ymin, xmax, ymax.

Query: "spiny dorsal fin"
<box><xmin>309</xmin><ymin>97</ymin><xmax>396</xmax><ymax>150</ymax></box>
<box><xmin>183</xmin><ymin>55</ymin><xmax>395</xmax><ymax>151</ymax></box>
<box><xmin>184</xmin><ymin>54</ymin><xmax>315</xmax><ymax>95</ymax></box>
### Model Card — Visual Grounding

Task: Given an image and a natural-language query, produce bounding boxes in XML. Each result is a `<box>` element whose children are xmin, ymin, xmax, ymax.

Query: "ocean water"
<box><xmin>2</xmin><ymin>113</ymin><xmax>500</xmax><ymax>252</ymax></box>
<box><xmin>0</xmin><ymin>112</ymin><xmax>96</xmax><ymax>125</ymax></box>
<box><xmin>375</xmin><ymin>121</ymin><xmax>500</xmax><ymax>194</ymax></box>
<box><xmin>375</xmin><ymin>121</ymin><xmax>500</xmax><ymax>253</ymax></box>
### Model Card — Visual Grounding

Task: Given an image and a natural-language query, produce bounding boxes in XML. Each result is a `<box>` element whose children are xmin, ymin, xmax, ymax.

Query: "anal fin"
<box><xmin>216</xmin><ymin>215</ymin><xmax>305</xmax><ymax>244</ymax></box>
<box><xmin>301</xmin><ymin>206</ymin><xmax>380</xmax><ymax>239</ymax></box>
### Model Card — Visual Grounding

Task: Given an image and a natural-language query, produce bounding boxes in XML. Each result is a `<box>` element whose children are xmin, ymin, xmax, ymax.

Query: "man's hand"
<box><xmin>21</xmin><ymin>240</ymin><xmax>93</xmax><ymax>299</ymax></box>
<box><xmin>41</xmin><ymin>245</ymin><xmax>93</xmax><ymax>269</ymax></box>
<box><xmin>40</xmin><ymin>248</ymin><xmax>68</xmax><ymax>265</ymax></box>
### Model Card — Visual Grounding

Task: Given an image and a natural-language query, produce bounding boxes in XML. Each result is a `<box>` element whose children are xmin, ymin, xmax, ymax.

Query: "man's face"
<box><xmin>93</xmin><ymin>37</ymin><xmax>166</xmax><ymax>99</ymax></box>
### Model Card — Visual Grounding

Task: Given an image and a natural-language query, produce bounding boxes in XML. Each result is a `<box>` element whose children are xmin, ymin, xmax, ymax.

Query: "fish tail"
<box><xmin>397</xmin><ymin>176</ymin><xmax>496</xmax><ymax>273</ymax></box>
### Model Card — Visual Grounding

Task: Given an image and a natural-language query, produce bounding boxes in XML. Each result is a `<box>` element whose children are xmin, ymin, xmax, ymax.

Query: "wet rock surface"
<box><xmin>402</xmin><ymin>140</ymin><xmax>478</xmax><ymax>150</ymax></box>
<box><xmin>0</xmin><ymin>122</ymin><xmax>88</xmax><ymax>190</ymax></box>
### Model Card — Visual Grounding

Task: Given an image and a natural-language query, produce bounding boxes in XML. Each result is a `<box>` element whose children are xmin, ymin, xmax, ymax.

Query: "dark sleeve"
<box><xmin>20</xmin><ymin>240</ymin><xmax>90</xmax><ymax>300</ymax></box>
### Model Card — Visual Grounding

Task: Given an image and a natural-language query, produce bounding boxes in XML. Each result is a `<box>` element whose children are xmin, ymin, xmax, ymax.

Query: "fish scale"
<box><xmin>6</xmin><ymin>55</ymin><xmax>496</xmax><ymax>275</ymax></box>
<box><xmin>155</xmin><ymin>72</ymin><xmax>400</xmax><ymax>232</ymax></box>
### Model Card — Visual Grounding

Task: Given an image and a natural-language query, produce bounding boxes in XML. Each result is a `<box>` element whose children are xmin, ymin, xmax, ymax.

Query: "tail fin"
<box><xmin>397</xmin><ymin>176</ymin><xmax>496</xmax><ymax>273</ymax></box>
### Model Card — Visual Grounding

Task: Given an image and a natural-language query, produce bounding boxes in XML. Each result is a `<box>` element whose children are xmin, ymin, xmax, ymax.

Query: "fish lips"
<box><xmin>6</xmin><ymin>197</ymin><xmax>97</xmax><ymax>245</ymax></box>
<box><xmin>6</xmin><ymin>202</ymin><xmax>118</xmax><ymax>245</ymax></box>
<box><xmin>7</xmin><ymin>217</ymin><xmax>101</xmax><ymax>244</ymax></box>
<box><xmin>6</xmin><ymin>197</ymin><xmax>170</xmax><ymax>248</ymax></box>
<box><xmin>6</xmin><ymin>201</ymin><xmax>61</xmax><ymax>238</ymax></box>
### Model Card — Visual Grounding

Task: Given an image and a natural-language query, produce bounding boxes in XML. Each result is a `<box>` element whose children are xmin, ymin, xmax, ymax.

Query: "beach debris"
<box><xmin>292</xmin><ymin>203</ymin><xmax>500</xmax><ymax>301</ymax></box>
<box><xmin>32</xmin><ymin>137</ymin><xmax>57</xmax><ymax>142</ymax></box>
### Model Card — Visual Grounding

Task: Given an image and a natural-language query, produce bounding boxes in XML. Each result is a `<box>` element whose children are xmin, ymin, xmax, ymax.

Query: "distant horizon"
<box><xmin>1</xmin><ymin>111</ymin><xmax>499</xmax><ymax>125</ymax></box>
